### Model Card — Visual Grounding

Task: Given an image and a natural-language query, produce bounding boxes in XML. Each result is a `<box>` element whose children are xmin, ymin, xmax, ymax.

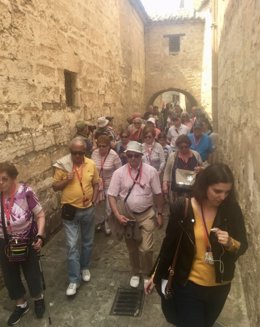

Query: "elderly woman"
<box><xmin>91</xmin><ymin>135</ymin><xmax>122</xmax><ymax>235</ymax></box>
<box><xmin>163</xmin><ymin>134</ymin><xmax>202</xmax><ymax>204</ymax></box>
<box><xmin>0</xmin><ymin>162</ymin><xmax>45</xmax><ymax>326</ymax></box>
<box><xmin>128</xmin><ymin>117</ymin><xmax>144</xmax><ymax>143</ymax></box>
<box><xmin>142</xmin><ymin>126</ymin><xmax>165</xmax><ymax>176</ymax></box>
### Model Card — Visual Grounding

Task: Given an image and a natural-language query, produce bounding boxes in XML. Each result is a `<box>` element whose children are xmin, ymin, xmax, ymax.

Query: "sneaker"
<box><xmin>7</xmin><ymin>304</ymin><xmax>29</xmax><ymax>326</ymax></box>
<box><xmin>34</xmin><ymin>298</ymin><xmax>45</xmax><ymax>319</ymax></box>
<box><xmin>104</xmin><ymin>220</ymin><xmax>111</xmax><ymax>236</ymax></box>
<box><xmin>130</xmin><ymin>275</ymin><xmax>140</xmax><ymax>288</ymax></box>
<box><xmin>81</xmin><ymin>269</ymin><xmax>91</xmax><ymax>282</ymax></box>
<box><xmin>66</xmin><ymin>283</ymin><xmax>80</xmax><ymax>296</ymax></box>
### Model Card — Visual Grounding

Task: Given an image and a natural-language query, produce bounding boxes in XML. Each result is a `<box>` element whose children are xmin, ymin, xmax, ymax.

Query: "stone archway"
<box><xmin>147</xmin><ymin>88</ymin><xmax>198</xmax><ymax>111</ymax></box>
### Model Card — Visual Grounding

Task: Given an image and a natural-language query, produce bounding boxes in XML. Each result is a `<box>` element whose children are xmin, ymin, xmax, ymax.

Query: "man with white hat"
<box><xmin>108</xmin><ymin>141</ymin><xmax>163</xmax><ymax>288</ymax></box>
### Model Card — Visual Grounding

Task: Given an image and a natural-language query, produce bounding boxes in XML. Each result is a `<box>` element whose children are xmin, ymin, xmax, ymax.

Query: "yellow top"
<box><xmin>53</xmin><ymin>157</ymin><xmax>99</xmax><ymax>208</ymax></box>
<box><xmin>188</xmin><ymin>199</ymin><xmax>219</xmax><ymax>286</ymax></box>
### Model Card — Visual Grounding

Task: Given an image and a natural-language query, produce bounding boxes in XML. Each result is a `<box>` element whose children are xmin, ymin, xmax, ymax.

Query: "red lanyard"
<box><xmin>127</xmin><ymin>162</ymin><xmax>144</xmax><ymax>188</ymax></box>
<box><xmin>99</xmin><ymin>150</ymin><xmax>110</xmax><ymax>177</ymax></box>
<box><xmin>73</xmin><ymin>164</ymin><xmax>86</xmax><ymax>199</ymax></box>
<box><xmin>200</xmin><ymin>204</ymin><xmax>212</xmax><ymax>251</ymax></box>
<box><xmin>2</xmin><ymin>185</ymin><xmax>16</xmax><ymax>233</ymax></box>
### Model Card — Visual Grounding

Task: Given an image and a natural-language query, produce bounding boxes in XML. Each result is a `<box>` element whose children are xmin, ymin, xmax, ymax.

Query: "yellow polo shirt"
<box><xmin>53</xmin><ymin>158</ymin><xmax>99</xmax><ymax>208</ymax></box>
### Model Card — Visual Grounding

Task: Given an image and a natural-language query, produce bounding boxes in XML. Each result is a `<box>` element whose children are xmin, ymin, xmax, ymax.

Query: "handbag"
<box><xmin>156</xmin><ymin>198</ymin><xmax>189</xmax><ymax>325</ymax></box>
<box><xmin>1</xmin><ymin>193</ymin><xmax>31</xmax><ymax>263</ymax></box>
<box><xmin>175</xmin><ymin>168</ymin><xmax>196</xmax><ymax>190</ymax></box>
<box><xmin>164</xmin><ymin>197</ymin><xmax>189</xmax><ymax>299</ymax></box>
<box><xmin>61</xmin><ymin>203</ymin><xmax>77</xmax><ymax>221</ymax></box>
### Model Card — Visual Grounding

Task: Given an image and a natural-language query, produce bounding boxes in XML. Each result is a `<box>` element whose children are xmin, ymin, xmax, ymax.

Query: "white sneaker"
<box><xmin>130</xmin><ymin>275</ymin><xmax>140</xmax><ymax>288</ymax></box>
<box><xmin>82</xmin><ymin>269</ymin><xmax>91</xmax><ymax>282</ymax></box>
<box><xmin>66</xmin><ymin>283</ymin><xmax>80</xmax><ymax>296</ymax></box>
<box><xmin>104</xmin><ymin>220</ymin><xmax>111</xmax><ymax>236</ymax></box>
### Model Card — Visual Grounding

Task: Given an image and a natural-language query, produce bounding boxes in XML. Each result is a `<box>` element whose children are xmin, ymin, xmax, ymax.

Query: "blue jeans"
<box><xmin>63</xmin><ymin>206</ymin><xmax>95</xmax><ymax>283</ymax></box>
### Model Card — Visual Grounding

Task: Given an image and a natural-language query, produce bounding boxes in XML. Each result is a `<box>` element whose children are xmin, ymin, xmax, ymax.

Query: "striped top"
<box><xmin>91</xmin><ymin>149</ymin><xmax>122</xmax><ymax>190</ymax></box>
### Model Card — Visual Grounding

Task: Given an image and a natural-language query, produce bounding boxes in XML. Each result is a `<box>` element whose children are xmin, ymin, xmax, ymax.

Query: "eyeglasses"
<box><xmin>126</xmin><ymin>153</ymin><xmax>141</xmax><ymax>159</ymax></box>
<box><xmin>134</xmin><ymin>122</ymin><xmax>141</xmax><ymax>124</ymax></box>
<box><xmin>71</xmin><ymin>151</ymin><xmax>85</xmax><ymax>156</ymax></box>
<box><xmin>121</xmin><ymin>135</ymin><xmax>128</xmax><ymax>138</ymax></box>
<box><xmin>144</xmin><ymin>135</ymin><xmax>153</xmax><ymax>139</ymax></box>
<box><xmin>98</xmin><ymin>144</ymin><xmax>108</xmax><ymax>148</ymax></box>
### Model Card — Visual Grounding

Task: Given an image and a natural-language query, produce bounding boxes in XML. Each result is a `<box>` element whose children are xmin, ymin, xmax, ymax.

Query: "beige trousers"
<box><xmin>124</xmin><ymin>207</ymin><xmax>156</xmax><ymax>276</ymax></box>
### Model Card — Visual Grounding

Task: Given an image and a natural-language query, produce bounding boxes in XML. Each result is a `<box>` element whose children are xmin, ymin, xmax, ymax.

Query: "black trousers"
<box><xmin>161</xmin><ymin>280</ymin><xmax>231</xmax><ymax>327</ymax></box>
<box><xmin>0</xmin><ymin>239</ymin><xmax>42</xmax><ymax>300</ymax></box>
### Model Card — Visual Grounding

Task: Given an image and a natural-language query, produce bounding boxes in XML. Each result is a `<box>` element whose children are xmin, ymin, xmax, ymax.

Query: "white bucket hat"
<box><xmin>147</xmin><ymin>117</ymin><xmax>156</xmax><ymax>125</ymax></box>
<box><xmin>125</xmin><ymin>141</ymin><xmax>143</xmax><ymax>154</ymax></box>
<box><xmin>97</xmin><ymin>116</ymin><xmax>109</xmax><ymax>128</ymax></box>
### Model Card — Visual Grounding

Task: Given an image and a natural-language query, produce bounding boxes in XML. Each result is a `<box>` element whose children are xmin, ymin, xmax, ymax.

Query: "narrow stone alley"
<box><xmin>0</xmin><ymin>218</ymin><xmax>249</xmax><ymax>327</ymax></box>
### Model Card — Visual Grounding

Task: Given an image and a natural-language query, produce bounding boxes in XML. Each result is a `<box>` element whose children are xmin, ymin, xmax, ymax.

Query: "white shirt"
<box><xmin>167</xmin><ymin>124</ymin><xmax>189</xmax><ymax>149</ymax></box>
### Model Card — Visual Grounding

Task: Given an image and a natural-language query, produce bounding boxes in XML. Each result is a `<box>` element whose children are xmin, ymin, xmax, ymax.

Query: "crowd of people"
<box><xmin>0</xmin><ymin>104</ymin><xmax>247</xmax><ymax>327</ymax></box>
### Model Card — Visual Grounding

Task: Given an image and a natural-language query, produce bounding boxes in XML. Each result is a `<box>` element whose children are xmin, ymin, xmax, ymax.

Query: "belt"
<box><xmin>132</xmin><ymin>206</ymin><xmax>152</xmax><ymax>215</ymax></box>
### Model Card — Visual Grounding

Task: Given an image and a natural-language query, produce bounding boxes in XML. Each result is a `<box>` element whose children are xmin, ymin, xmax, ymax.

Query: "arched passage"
<box><xmin>147</xmin><ymin>88</ymin><xmax>198</xmax><ymax>112</ymax></box>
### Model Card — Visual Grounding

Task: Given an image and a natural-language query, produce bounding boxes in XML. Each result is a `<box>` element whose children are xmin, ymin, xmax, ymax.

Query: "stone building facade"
<box><xmin>0</xmin><ymin>0</ymin><xmax>146</xmax><ymax>234</ymax></box>
<box><xmin>144</xmin><ymin>17</ymin><xmax>206</xmax><ymax>109</ymax></box>
<box><xmin>216</xmin><ymin>0</ymin><xmax>260</xmax><ymax>326</ymax></box>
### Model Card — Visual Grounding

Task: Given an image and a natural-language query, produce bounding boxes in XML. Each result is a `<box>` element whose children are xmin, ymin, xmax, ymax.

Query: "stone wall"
<box><xmin>217</xmin><ymin>1</ymin><xmax>260</xmax><ymax>326</ymax></box>
<box><xmin>0</xmin><ymin>0</ymin><xmax>145</xmax><ymax>235</ymax></box>
<box><xmin>144</xmin><ymin>18</ymin><xmax>206</xmax><ymax>109</ymax></box>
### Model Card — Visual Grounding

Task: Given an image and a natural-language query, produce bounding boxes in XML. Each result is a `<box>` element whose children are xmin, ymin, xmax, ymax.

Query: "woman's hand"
<box><xmin>144</xmin><ymin>278</ymin><xmax>155</xmax><ymax>295</ymax></box>
<box><xmin>213</xmin><ymin>228</ymin><xmax>231</xmax><ymax>247</ymax></box>
<box><xmin>32</xmin><ymin>238</ymin><xmax>43</xmax><ymax>252</ymax></box>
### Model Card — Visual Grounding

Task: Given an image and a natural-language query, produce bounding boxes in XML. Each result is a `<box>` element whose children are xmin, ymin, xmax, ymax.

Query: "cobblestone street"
<box><xmin>0</xmin><ymin>217</ymin><xmax>249</xmax><ymax>327</ymax></box>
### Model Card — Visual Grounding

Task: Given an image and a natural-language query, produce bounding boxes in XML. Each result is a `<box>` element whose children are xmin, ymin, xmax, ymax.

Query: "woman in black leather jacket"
<box><xmin>145</xmin><ymin>163</ymin><xmax>248</xmax><ymax>327</ymax></box>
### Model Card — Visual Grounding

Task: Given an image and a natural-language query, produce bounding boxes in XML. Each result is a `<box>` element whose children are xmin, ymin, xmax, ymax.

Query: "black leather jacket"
<box><xmin>153</xmin><ymin>197</ymin><xmax>248</xmax><ymax>286</ymax></box>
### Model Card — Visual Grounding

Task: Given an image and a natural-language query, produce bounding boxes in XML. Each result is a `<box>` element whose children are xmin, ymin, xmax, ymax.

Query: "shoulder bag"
<box><xmin>1</xmin><ymin>192</ymin><xmax>32</xmax><ymax>263</ymax></box>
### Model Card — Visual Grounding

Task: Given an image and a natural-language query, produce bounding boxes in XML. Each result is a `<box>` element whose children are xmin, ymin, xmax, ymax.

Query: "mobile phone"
<box><xmin>210</xmin><ymin>228</ymin><xmax>218</xmax><ymax>233</ymax></box>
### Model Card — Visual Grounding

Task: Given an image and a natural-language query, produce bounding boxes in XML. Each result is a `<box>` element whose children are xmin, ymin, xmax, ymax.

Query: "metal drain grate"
<box><xmin>110</xmin><ymin>287</ymin><xmax>144</xmax><ymax>317</ymax></box>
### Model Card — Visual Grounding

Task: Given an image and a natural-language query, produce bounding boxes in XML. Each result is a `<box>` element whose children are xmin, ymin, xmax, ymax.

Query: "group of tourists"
<box><xmin>0</xmin><ymin>104</ymin><xmax>247</xmax><ymax>327</ymax></box>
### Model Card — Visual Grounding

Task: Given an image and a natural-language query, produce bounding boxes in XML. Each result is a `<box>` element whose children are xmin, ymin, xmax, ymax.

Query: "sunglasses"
<box><xmin>98</xmin><ymin>144</ymin><xmax>108</xmax><ymax>148</ymax></box>
<box><xmin>126</xmin><ymin>153</ymin><xmax>141</xmax><ymax>159</ymax></box>
<box><xmin>71</xmin><ymin>151</ymin><xmax>85</xmax><ymax>156</ymax></box>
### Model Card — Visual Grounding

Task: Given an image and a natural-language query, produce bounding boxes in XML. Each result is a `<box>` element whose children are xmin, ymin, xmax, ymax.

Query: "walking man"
<box><xmin>52</xmin><ymin>137</ymin><xmax>99</xmax><ymax>296</ymax></box>
<box><xmin>108</xmin><ymin>141</ymin><xmax>163</xmax><ymax>288</ymax></box>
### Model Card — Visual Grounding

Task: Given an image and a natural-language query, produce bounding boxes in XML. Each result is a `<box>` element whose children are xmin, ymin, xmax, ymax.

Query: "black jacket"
<box><xmin>153</xmin><ymin>197</ymin><xmax>248</xmax><ymax>286</ymax></box>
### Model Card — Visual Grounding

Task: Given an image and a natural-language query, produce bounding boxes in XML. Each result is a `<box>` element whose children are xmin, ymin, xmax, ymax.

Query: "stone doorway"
<box><xmin>147</xmin><ymin>88</ymin><xmax>198</xmax><ymax>113</ymax></box>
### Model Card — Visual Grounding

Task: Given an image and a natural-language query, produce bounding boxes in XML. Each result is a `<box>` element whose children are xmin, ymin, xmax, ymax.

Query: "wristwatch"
<box><xmin>157</xmin><ymin>212</ymin><xmax>163</xmax><ymax>216</ymax></box>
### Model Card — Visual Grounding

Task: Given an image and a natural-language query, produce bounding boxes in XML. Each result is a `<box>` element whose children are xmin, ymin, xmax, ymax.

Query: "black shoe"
<box><xmin>34</xmin><ymin>298</ymin><xmax>45</xmax><ymax>319</ymax></box>
<box><xmin>7</xmin><ymin>304</ymin><xmax>29</xmax><ymax>326</ymax></box>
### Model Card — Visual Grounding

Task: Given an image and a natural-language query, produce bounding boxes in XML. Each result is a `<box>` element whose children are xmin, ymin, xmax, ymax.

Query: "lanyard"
<box><xmin>200</xmin><ymin>204</ymin><xmax>212</xmax><ymax>251</ymax></box>
<box><xmin>2</xmin><ymin>185</ymin><xmax>16</xmax><ymax>233</ymax></box>
<box><xmin>145</xmin><ymin>143</ymin><xmax>154</xmax><ymax>163</ymax></box>
<box><xmin>99</xmin><ymin>149</ymin><xmax>110</xmax><ymax>177</ymax></box>
<box><xmin>193</xmin><ymin>135</ymin><xmax>201</xmax><ymax>149</ymax></box>
<box><xmin>73</xmin><ymin>164</ymin><xmax>86</xmax><ymax>200</ymax></box>
<box><xmin>127</xmin><ymin>162</ymin><xmax>144</xmax><ymax>188</ymax></box>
